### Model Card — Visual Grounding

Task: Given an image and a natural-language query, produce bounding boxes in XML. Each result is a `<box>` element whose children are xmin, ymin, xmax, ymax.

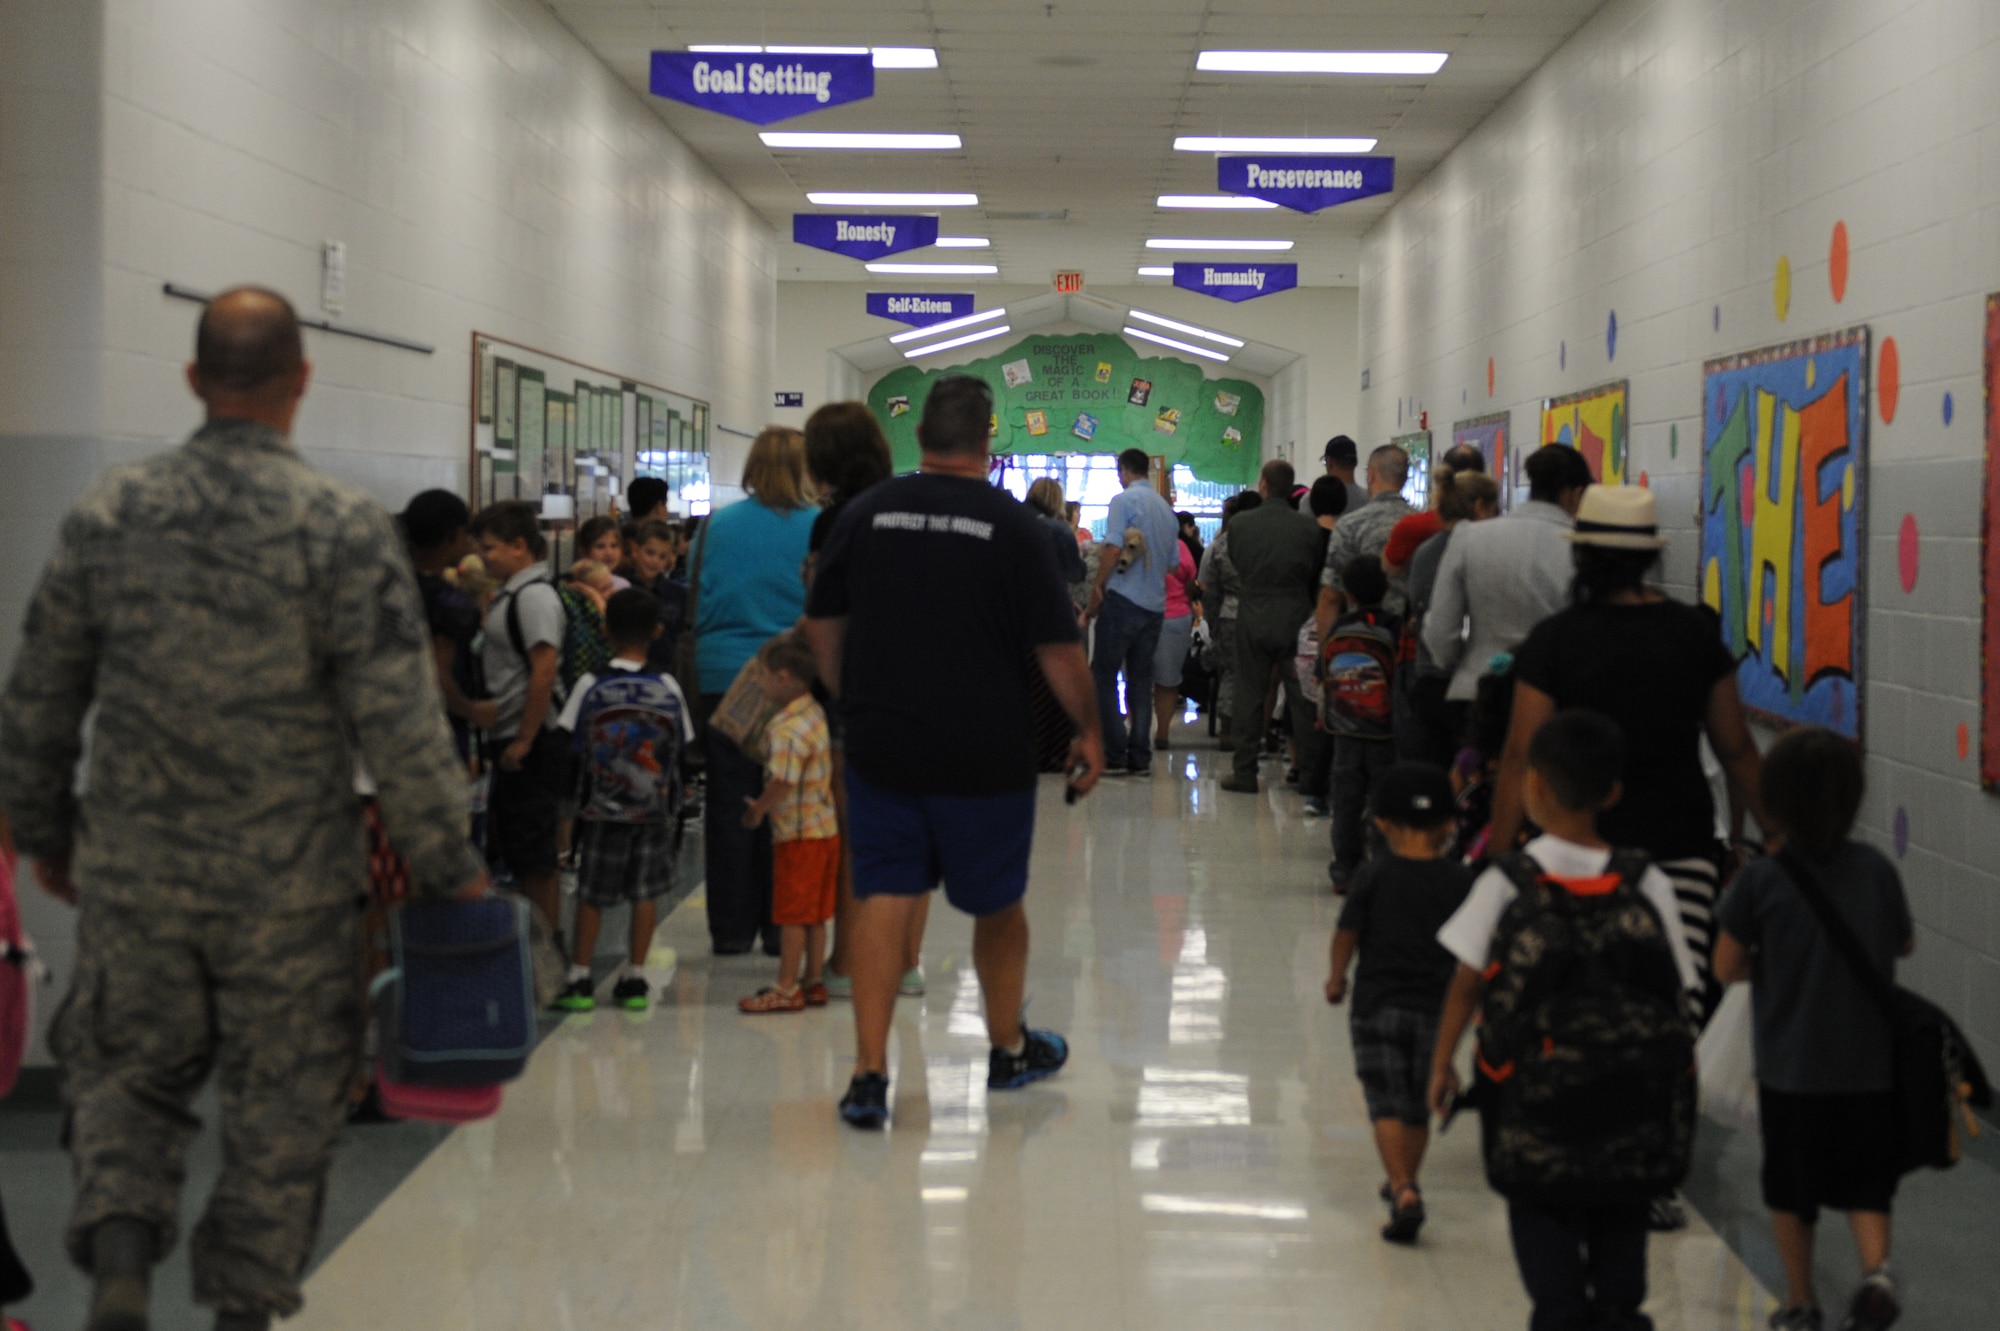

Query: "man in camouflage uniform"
<box><xmin>1314</xmin><ymin>443</ymin><xmax>1418</xmax><ymax>643</ymax></box>
<box><xmin>0</xmin><ymin>288</ymin><xmax>488</xmax><ymax>1331</ymax></box>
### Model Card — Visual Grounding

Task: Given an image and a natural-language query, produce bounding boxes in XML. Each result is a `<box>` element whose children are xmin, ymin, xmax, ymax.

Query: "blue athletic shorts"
<box><xmin>844</xmin><ymin>766</ymin><xmax>1037</xmax><ymax>917</ymax></box>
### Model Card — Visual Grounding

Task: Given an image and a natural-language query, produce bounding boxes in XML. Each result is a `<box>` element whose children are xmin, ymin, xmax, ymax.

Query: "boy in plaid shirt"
<box><xmin>739</xmin><ymin>632</ymin><xmax>840</xmax><ymax>1013</ymax></box>
<box><xmin>551</xmin><ymin>590</ymin><xmax>690</xmax><ymax>1012</ymax></box>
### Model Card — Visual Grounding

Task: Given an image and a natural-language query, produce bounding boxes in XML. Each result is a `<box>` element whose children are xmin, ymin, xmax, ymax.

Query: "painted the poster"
<box><xmin>1541</xmin><ymin>381</ymin><xmax>1628</xmax><ymax>484</ymax></box>
<box><xmin>1700</xmin><ymin>328</ymin><xmax>1869</xmax><ymax>739</ymax></box>
<box><xmin>1453</xmin><ymin>412</ymin><xmax>1512</xmax><ymax>508</ymax></box>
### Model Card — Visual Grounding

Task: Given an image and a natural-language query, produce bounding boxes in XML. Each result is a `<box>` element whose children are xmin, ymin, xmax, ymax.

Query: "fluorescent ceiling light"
<box><xmin>1175</xmin><ymin>136</ymin><xmax>1376</xmax><ymax>153</ymax></box>
<box><xmin>1128</xmin><ymin>309</ymin><xmax>1244</xmax><ymax>348</ymax></box>
<box><xmin>810</xmin><ymin>192</ymin><xmax>978</xmax><ymax>206</ymax></box>
<box><xmin>887</xmin><ymin>307</ymin><xmax>1006</xmax><ymax>344</ymax></box>
<box><xmin>867</xmin><ymin>262</ymin><xmax>998</xmax><ymax>274</ymax></box>
<box><xmin>903</xmin><ymin>324</ymin><xmax>1012</xmax><ymax>358</ymax></box>
<box><xmin>1123</xmin><ymin>326</ymin><xmax>1230</xmax><ymax>363</ymax></box>
<box><xmin>1157</xmin><ymin>194</ymin><xmax>1279</xmax><ymax>210</ymax></box>
<box><xmin>1197</xmin><ymin>51</ymin><xmax>1448</xmax><ymax>75</ymax></box>
<box><xmin>685</xmin><ymin>45</ymin><xmax>939</xmax><ymax>69</ymax></box>
<box><xmin>933</xmin><ymin>236</ymin><xmax>990</xmax><ymax>248</ymax></box>
<box><xmin>1145</xmin><ymin>238</ymin><xmax>1294</xmax><ymax>251</ymax></box>
<box><xmin>869</xmin><ymin>47</ymin><xmax>939</xmax><ymax>68</ymax></box>
<box><xmin>1136</xmin><ymin>266</ymin><xmax>1174</xmax><ymax>277</ymax></box>
<box><xmin>761</xmin><ymin>132</ymin><xmax>960</xmax><ymax>150</ymax></box>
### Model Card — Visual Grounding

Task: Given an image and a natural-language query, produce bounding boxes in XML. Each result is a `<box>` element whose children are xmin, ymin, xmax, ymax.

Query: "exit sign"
<box><xmin>1053</xmin><ymin>270</ymin><xmax>1084</xmax><ymax>294</ymax></box>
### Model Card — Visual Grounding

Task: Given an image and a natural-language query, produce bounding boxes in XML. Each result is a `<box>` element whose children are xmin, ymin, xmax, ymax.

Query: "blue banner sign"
<box><xmin>1173</xmin><ymin>262</ymin><xmax>1298</xmax><ymax>303</ymax></box>
<box><xmin>649</xmin><ymin>52</ymin><xmax>874</xmax><ymax>126</ymax></box>
<box><xmin>866</xmin><ymin>292</ymin><xmax>976</xmax><ymax>327</ymax></box>
<box><xmin>793</xmin><ymin>213</ymin><xmax>940</xmax><ymax>261</ymax></box>
<box><xmin>1218</xmin><ymin>155</ymin><xmax>1395</xmax><ymax>213</ymax></box>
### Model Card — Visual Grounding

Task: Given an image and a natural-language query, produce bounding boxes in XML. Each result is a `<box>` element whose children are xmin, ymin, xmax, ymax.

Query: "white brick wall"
<box><xmin>1361</xmin><ymin>0</ymin><xmax>2000</xmax><ymax>1062</ymax></box>
<box><xmin>96</xmin><ymin>0</ymin><xmax>778</xmax><ymax>497</ymax></box>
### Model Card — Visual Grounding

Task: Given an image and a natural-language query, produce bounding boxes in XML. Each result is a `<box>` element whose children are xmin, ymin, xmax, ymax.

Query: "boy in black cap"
<box><xmin>1325</xmin><ymin>762</ymin><xmax>1474</xmax><ymax>1244</ymax></box>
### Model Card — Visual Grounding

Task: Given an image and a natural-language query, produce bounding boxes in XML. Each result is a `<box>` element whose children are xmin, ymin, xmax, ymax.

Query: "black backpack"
<box><xmin>1474</xmin><ymin>850</ymin><xmax>1696</xmax><ymax>1207</ymax></box>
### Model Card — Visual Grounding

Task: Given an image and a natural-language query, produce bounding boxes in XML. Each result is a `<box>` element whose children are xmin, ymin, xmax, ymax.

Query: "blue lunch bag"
<box><xmin>372</xmin><ymin>894</ymin><xmax>537</xmax><ymax>1087</ymax></box>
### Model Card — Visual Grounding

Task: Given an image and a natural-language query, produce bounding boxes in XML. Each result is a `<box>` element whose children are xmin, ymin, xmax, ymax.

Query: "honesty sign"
<box><xmin>1173</xmin><ymin>261</ymin><xmax>1298</xmax><ymax>303</ymax></box>
<box><xmin>793</xmin><ymin>214</ymin><xmax>940</xmax><ymax>261</ymax></box>
<box><xmin>1218</xmin><ymin>155</ymin><xmax>1394</xmax><ymax>213</ymax></box>
<box><xmin>866</xmin><ymin>292</ymin><xmax>976</xmax><ymax>328</ymax></box>
<box><xmin>649</xmin><ymin>51</ymin><xmax>874</xmax><ymax>125</ymax></box>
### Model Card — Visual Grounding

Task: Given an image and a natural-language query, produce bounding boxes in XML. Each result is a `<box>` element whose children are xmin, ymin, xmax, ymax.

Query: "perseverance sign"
<box><xmin>649</xmin><ymin>52</ymin><xmax>874</xmax><ymax>125</ymax></box>
<box><xmin>1218</xmin><ymin>156</ymin><xmax>1394</xmax><ymax>213</ymax></box>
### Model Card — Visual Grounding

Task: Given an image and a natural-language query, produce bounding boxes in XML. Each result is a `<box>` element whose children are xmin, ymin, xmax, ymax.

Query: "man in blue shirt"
<box><xmin>1086</xmin><ymin>449</ymin><xmax>1182</xmax><ymax>775</ymax></box>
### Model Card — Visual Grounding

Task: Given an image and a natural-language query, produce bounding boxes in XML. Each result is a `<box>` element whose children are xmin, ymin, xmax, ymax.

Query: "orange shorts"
<box><xmin>772</xmin><ymin>835</ymin><xmax>841</xmax><ymax>926</ymax></box>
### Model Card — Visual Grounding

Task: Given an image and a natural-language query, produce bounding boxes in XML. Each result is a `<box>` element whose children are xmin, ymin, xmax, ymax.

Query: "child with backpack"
<box><xmin>1325</xmin><ymin>763</ymin><xmax>1476</xmax><ymax>1244</ymax></box>
<box><xmin>1428</xmin><ymin>709</ymin><xmax>1701</xmax><ymax>1331</ymax></box>
<box><xmin>550</xmin><ymin>589</ymin><xmax>691</xmax><ymax>1012</ymax></box>
<box><xmin>1712</xmin><ymin>728</ymin><xmax>1914</xmax><ymax>1331</ymax></box>
<box><xmin>738</xmin><ymin>631</ymin><xmax>840</xmax><ymax>1014</ymax></box>
<box><xmin>1322</xmin><ymin>555</ymin><xmax>1401</xmax><ymax>892</ymax></box>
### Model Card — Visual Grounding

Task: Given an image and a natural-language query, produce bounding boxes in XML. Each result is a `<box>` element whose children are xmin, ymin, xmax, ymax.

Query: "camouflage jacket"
<box><xmin>0</xmin><ymin>419</ymin><xmax>486</xmax><ymax>912</ymax></box>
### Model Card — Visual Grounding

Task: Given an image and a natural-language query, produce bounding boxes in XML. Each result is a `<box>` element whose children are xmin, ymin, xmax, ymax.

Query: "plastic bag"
<box><xmin>1697</xmin><ymin>984</ymin><xmax>1760</xmax><ymax>1133</ymax></box>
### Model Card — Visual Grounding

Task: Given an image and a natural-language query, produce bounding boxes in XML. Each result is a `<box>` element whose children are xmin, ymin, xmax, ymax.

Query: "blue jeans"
<box><xmin>1507</xmin><ymin>1201</ymin><xmax>1653</xmax><ymax>1331</ymax></box>
<box><xmin>1091</xmin><ymin>590</ymin><xmax>1164</xmax><ymax>770</ymax></box>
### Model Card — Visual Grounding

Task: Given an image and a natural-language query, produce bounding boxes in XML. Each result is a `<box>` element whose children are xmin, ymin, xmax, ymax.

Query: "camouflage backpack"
<box><xmin>1474</xmin><ymin>850</ymin><xmax>1696</xmax><ymax>1207</ymax></box>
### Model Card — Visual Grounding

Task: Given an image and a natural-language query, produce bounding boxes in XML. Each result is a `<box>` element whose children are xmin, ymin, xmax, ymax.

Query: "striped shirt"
<box><xmin>764</xmin><ymin>694</ymin><xmax>837</xmax><ymax>842</ymax></box>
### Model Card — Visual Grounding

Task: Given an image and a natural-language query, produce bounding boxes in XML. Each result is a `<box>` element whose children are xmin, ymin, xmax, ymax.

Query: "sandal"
<box><xmin>1381</xmin><ymin>1186</ymin><xmax>1425</xmax><ymax>1245</ymax></box>
<box><xmin>802</xmin><ymin>980</ymin><xmax>829</xmax><ymax>1007</ymax></box>
<box><xmin>738</xmin><ymin>986</ymin><xmax>806</xmax><ymax>1014</ymax></box>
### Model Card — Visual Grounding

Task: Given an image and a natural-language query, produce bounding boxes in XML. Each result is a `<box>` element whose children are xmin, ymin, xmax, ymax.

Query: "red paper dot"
<box><xmin>1487</xmin><ymin>358</ymin><xmax>1496</xmax><ymax>397</ymax></box>
<box><xmin>1829</xmin><ymin>221</ymin><xmax>1850</xmax><ymax>303</ymax></box>
<box><xmin>1639</xmin><ymin>471</ymin><xmax>1650</xmax><ymax>488</ymax></box>
<box><xmin>1880</xmin><ymin>337</ymin><xmax>1900</xmax><ymax>423</ymax></box>
<box><xmin>1958</xmin><ymin>722</ymin><xmax>1970</xmax><ymax>761</ymax></box>
<box><xmin>1898</xmin><ymin>513</ymin><xmax>1919</xmax><ymax>593</ymax></box>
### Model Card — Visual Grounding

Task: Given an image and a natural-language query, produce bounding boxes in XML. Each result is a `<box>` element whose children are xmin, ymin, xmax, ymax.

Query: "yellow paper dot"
<box><xmin>1774</xmin><ymin>256</ymin><xmax>1792</xmax><ymax>322</ymax></box>
<box><xmin>1703</xmin><ymin>557</ymin><xmax>1723</xmax><ymax>612</ymax></box>
<box><xmin>1842</xmin><ymin>464</ymin><xmax>1855</xmax><ymax>510</ymax></box>
<box><xmin>1805</xmin><ymin>358</ymin><xmax>1816</xmax><ymax>389</ymax></box>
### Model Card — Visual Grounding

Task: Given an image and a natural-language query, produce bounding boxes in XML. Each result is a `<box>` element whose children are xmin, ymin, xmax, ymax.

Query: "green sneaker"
<box><xmin>900</xmin><ymin>968</ymin><xmax>926</xmax><ymax>997</ymax></box>
<box><xmin>611</xmin><ymin>976</ymin><xmax>650</xmax><ymax>1011</ymax></box>
<box><xmin>823</xmin><ymin>972</ymin><xmax>852</xmax><ymax>1001</ymax></box>
<box><xmin>552</xmin><ymin>977</ymin><xmax>595</xmax><ymax>1012</ymax></box>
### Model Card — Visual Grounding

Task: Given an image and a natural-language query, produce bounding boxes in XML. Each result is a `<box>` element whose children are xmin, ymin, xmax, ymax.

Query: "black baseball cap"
<box><xmin>1369</xmin><ymin>763</ymin><xmax>1457</xmax><ymax>828</ymax></box>
<box><xmin>1322</xmin><ymin>434</ymin><xmax>1358</xmax><ymax>466</ymax></box>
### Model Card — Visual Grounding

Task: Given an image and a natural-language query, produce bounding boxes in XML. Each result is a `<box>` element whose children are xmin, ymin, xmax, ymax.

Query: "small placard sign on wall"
<box><xmin>774</xmin><ymin>391</ymin><xmax>804</xmax><ymax>408</ymax></box>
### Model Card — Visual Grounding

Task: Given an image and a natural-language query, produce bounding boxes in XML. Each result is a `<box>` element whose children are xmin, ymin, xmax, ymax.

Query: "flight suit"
<box><xmin>0</xmin><ymin>418</ymin><xmax>486</xmax><ymax>1317</ymax></box>
<box><xmin>1224</xmin><ymin>501</ymin><xmax>1326</xmax><ymax>786</ymax></box>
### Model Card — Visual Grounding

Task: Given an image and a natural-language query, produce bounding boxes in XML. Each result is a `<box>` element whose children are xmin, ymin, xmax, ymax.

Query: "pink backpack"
<box><xmin>0</xmin><ymin>841</ymin><xmax>39</xmax><ymax>1100</ymax></box>
<box><xmin>373</xmin><ymin>1062</ymin><xmax>503</xmax><ymax>1123</ymax></box>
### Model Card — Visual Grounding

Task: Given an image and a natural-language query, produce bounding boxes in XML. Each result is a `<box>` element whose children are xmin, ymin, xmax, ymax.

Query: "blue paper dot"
<box><xmin>1943</xmin><ymin>392</ymin><xmax>1955</xmax><ymax>426</ymax></box>
<box><xmin>1607</xmin><ymin>311</ymin><xmax>1618</xmax><ymax>361</ymax></box>
<box><xmin>1560</xmin><ymin>341</ymin><xmax>1567</xmax><ymax>371</ymax></box>
<box><xmin>1894</xmin><ymin>806</ymin><xmax>1910</xmax><ymax>859</ymax></box>
<box><xmin>1712</xmin><ymin>305</ymin><xmax>1721</xmax><ymax>332</ymax></box>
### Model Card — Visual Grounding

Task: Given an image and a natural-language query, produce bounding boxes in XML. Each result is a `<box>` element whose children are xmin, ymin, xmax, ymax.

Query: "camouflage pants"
<box><xmin>51</xmin><ymin>899</ymin><xmax>362</xmax><ymax>1318</ymax></box>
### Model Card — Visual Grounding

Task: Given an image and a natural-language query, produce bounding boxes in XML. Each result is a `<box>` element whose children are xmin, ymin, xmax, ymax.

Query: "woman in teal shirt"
<box><xmin>693</xmin><ymin>427</ymin><xmax>815</xmax><ymax>954</ymax></box>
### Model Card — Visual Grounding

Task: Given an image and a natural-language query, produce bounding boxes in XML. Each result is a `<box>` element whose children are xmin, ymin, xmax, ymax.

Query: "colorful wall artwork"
<box><xmin>1452</xmin><ymin>411</ymin><xmax>1511</xmax><ymax>508</ymax></box>
<box><xmin>1391</xmin><ymin>430</ymin><xmax>1432</xmax><ymax>509</ymax></box>
<box><xmin>868</xmin><ymin>333</ymin><xmax>1264</xmax><ymax>485</ymax></box>
<box><xmin>1982</xmin><ymin>297</ymin><xmax>2000</xmax><ymax>787</ymax></box>
<box><xmin>1700</xmin><ymin>327</ymin><xmax>1869</xmax><ymax>739</ymax></box>
<box><xmin>1541</xmin><ymin>380</ymin><xmax>1629</xmax><ymax>484</ymax></box>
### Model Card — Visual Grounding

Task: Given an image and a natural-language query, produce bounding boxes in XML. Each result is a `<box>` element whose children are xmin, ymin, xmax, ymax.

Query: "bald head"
<box><xmin>188</xmin><ymin>286</ymin><xmax>311</xmax><ymax>428</ymax></box>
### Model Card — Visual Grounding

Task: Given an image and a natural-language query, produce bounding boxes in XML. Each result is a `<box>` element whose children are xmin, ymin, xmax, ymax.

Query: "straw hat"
<box><xmin>1567</xmin><ymin>484</ymin><xmax>1668</xmax><ymax>550</ymax></box>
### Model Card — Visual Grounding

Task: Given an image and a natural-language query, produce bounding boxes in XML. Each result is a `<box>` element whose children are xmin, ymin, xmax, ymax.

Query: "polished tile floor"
<box><xmin>267</xmin><ymin>729</ymin><xmax>1783</xmax><ymax>1331</ymax></box>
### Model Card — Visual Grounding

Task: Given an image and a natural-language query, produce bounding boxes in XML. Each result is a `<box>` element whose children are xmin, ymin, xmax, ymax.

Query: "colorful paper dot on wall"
<box><xmin>1713</xmin><ymin>304</ymin><xmax>1721</xmax><ymax>332</ymax></box>
<box><xmin>1463</xmin><ymin>388</ymin><xmax>1468</xmax><ymax>404</ymax></box>
<box><xmin>1607</xmin><ymin>310</ymin><xmax>1618</xmax><ymax>361</ymax></box>
<box><xmin>1943</xmin><ymin>392</ymin><xmax>1955</xmax><ymax>426</ymax></box>
<box><xmin>1879</xmin><ymin>337</ymin><xmax>1900</xmax><ymax>423</ymax></box>
<box><xmin>1774</xmin><ymin>255</ymin><xmax>1792</xmax><ymax>322</ymax></box>
<box><xmin>1805</xmin><ymin>357</ymin><xmax>1817</xmax><ymax>390</ymax></box>
<box><xmin>1959</xmin><ymin>722</ymin><xmax>1971</xmax><ymax>762</ymax></box>
<box><xmin>1560</xmin><ymin>341</ymin><xmax>1567</xmax><ymax>371</ymax></box>
<box><xmin>1703</xmin><ymin>557</ymin><xmax>1722</xmax><ymax>607</ymax></box>
<box><xmin>1670</xmin><ymin>423</ymin><xmax>1679</xmax><ymax>458</ymax></box>
<box><xmin>1842</xmin><ymin>464</ymin><xmax>1855</xmax><ymax>511</ymax></box>
<box><xmin>1898</xmin><ymin>513</ymin><xmax>1920</xmax><ymax>593</ymax></box>
<box><xmin>1893</xmin><ymin>806</ymin><xmax>1909</xmax><ymax>859</ymax></box>
<box><xmin>1829</xmin><ymin>221</ymin><xmax>1850</xmax><ymax>303</ymax></box>
<box><xmin>1487</xmin><ymin>358</ymin><xmax>1496</xmax><ymax>397</ymax></box>
<box><xmin>1639</xmin><ymin>470</ymin><xmax>1650</xmax><ymax>488</ymax></box>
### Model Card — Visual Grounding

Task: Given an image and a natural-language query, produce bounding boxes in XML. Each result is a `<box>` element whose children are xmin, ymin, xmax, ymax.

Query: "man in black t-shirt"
<box><xmin>806</xmin><ymin>375</ymin><xmax>1103</xmax><ymax>1130</ymax></box>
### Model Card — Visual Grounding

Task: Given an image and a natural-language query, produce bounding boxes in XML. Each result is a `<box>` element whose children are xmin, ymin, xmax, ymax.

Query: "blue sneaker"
<box><xmin>988</xmin><ymin>1029</ymin><xmax>1069</xmax><ymax>1090</ymax></box>
<box><xmin>839</xmin><ymin>1071</ymin><xmax>890</xmax><ymax>1129</ymax></box>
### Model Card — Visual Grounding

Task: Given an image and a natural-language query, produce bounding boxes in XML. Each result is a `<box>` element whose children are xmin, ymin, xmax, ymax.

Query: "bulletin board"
<box><xmin>470</xmin><ymin>333</ymin><xmax>710</xmax><ymax>566</ymax></box>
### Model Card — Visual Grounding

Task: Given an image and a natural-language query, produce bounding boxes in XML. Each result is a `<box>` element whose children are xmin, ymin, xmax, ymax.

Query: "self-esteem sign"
<box><xmin>1219</xmin><ymin>156</ymin><xmax>1394</xmax><ymax>213</ymax></box>
<box><xmin>649</xmin><ymin>52</ymin><xmax>874</xmax><ymax>125</ymax></box>
<box><xmin>866</xmin><ymin>293</ymin><xmax>976</xmax><ymax>327</ymax></box>
<box><xmin>794</xmin><ymin>214</ymin><xmax>941</xmax><ymax>260</ymax></box>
